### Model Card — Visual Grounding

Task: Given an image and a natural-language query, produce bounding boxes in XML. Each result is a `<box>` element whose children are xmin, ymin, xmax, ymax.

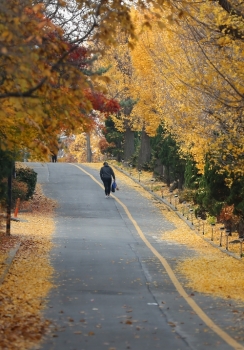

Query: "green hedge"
<box><xmin>15</xmin><ymin>167</ymin><xmax>37</xmax><ymax>200</ymax></box>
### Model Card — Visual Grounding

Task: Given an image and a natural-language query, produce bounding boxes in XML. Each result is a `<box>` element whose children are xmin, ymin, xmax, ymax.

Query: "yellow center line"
<box><xmin>72</xmin><ymin>164</ymin><xmax>244</xmax><ymax>350</ymax></box>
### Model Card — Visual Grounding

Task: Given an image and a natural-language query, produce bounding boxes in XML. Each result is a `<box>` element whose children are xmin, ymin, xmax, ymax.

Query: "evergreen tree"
<box><xmin>184</xmin><ymin>157</ymin><xmax>200</xmax><ymax>189</ymax></box>
<box><xmin>103</xmin><ymin>117</ymin><xmax>124</xmax><ymax>161</ymax></box>
<box><xmin>151</xmin><ymin>125</ymin><xmax>185</xmax><ymax>187</ymax></box>
<box><xmin>228</xmin><ymin>176</ymin><xmax>244</xmax><ymax>219</ymax></box>
<box><xmin>195</xmin><ymin>160</ymin><xmax>230</xmax><ymax>216</ymax></box>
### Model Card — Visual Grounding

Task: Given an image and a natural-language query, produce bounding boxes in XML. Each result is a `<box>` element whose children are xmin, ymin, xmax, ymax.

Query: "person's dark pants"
<box><xmin>102</xmin><ymin>178</ymin><xmax>112</xmax><ymax>195</ymax></box>
<box><xmin>52</xmin><ymin>155</ymin><xmax>57</xmax><ymax>162</ymax></box>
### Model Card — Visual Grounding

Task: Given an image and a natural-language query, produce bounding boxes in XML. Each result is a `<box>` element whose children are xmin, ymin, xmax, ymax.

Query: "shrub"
<box><xmin>207</xmin><ymin>215</ymin><xmax>217</xmax><ymax>225</ymax></box>
<box><xmin>179</xmin><ymin>188</ymin><xmax>195</xmax><ymax>203</ymax></box>
<box><xmin>15</xmin><ymin>167</ymin><xmax>37</xmax><ymax>200</ymax></box>
<box><xmin>12</xmin><ymin>180</ymin><xmax>28</xmax><ymax>207</ymax></box>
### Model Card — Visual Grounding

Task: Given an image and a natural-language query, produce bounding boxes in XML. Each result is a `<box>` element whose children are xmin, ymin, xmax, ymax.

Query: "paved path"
<box><xmin>28</xmin><ymin>162</ymin><xmax>244</xmax><ymax>350</ymax></box>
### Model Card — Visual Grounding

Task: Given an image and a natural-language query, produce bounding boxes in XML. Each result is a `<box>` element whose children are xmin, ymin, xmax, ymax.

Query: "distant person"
<box><xmin>100</xmin><ymin>162</ymin><xmax>115</xmax><ymax>198</ymax></box>
<box><xmin>51</xmin><ymin>153</ymin><xmax>57</xmax><ymax>163</ymax></box>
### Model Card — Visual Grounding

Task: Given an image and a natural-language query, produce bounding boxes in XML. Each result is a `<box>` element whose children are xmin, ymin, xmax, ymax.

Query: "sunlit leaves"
<box><xmin>1</xmin><ymin>0</ymin><xmax>244</xmax><ymax>167</ymax></box>
<box><xmin>125</xmin><ymin>5</ymin><xmax>244</xmax><ymax>180</ymax></box>
<box><xmin>0</xmin><ymin>1</ymin><xmax>101</xmax><ymax>158</ymax></box>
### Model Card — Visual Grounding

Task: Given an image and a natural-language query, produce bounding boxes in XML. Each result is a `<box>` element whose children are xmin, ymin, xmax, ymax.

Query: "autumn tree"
<box><xmin>0</xmin><ymin>0</ymin><xmax>124</xmax><ymax>162</ymax></box>
<box><xmin>127</xmin><ymin>4</ymin><xmax>244</xmax><ymax>172</ymax></box>
<box><xmin>119</xmin><ymin>5</ymin><xmax>244</xmax><ymax>225</ymax></box>
<box><xmin>67</xmin><ymin>131</ymin><xmax>105</xmax><ymax>163</ymax></box>
<box><xmin>95</xmin><ymin>30</ymin><xmax>142</xmax><ymax>162</ymax></box>
<box><xmin>2</xmin><ymin>0</ymin><xmax>244</xmax><ymax>224</ymax></box>
<box><xmin>0</xmin><ymin>1</ymin><xmax>89</xmax><ymax>158</ymax></box>
<box><xmin>0</xmin><ymin>0</ymin><xmax>136</xmax><ymax>161</ymax></box>
<box><xmin>2</xmin><ymin>0</ymin><xmax>244</xmax><ymax>160</ymax></box>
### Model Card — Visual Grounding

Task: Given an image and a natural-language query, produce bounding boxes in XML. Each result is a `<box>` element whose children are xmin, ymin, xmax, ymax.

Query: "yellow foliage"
<box><xmin>67</xmin><ymin>131</ymin><xmax>103</xmax><ymax>162</ymax></box>
<box><xmin>1</xmin><ymin>0</ymin><xmax>244</xmax><ymax>175</ymax></box>
<box><xmin>126</xmin><ymin>5</ymin><xmax>244</xmax><ymax>176</ymax></box>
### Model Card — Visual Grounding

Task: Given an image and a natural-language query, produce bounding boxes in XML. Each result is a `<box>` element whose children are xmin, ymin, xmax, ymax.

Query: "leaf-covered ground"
<box><xmin>0</xmin><ymin>184</ymin><xmax>57</xmax><ymax>350</ymax></box>
<box><xmin>1</xmin><ymin>161</ymin><xmax>244</xmax><ymax>349</ymax></box>
<box><xmin>87</xmin><ymin>162</ymin><xmax>244</xmax><ymax>303</ymax></box>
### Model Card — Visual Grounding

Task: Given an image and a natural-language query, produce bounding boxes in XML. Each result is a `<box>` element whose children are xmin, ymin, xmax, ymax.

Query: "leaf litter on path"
<box><xmin>86</xmin><ymin>162</ymin><xmax>244</xmax><ymax>303</ymax></box>
<box><xmin>0</xmin><ymin>183</ymin><xmax>57</xmax><ymax>350</ymax></box>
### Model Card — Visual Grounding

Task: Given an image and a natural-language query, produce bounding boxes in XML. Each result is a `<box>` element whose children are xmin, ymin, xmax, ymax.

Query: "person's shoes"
<box><xmin>105</xmin><ymin>195</ymin><xmax>108</xmax><ymax>198</ymax></box>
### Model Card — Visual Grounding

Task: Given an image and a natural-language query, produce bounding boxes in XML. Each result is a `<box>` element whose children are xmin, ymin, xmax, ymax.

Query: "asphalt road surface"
<box><xmin>28</xmin><ymin>162</ymin><xmax>244</xmax><ymax>350</ymax></box>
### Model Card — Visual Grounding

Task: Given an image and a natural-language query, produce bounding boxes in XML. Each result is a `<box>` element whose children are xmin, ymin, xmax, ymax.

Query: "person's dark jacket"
<box><xmin>100</xmin><ymin>164</ymin><xmax>115</xmax><ymax>180</ymax></box>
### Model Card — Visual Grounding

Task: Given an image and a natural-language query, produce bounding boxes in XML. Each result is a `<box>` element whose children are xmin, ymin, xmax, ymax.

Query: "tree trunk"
<box><xmin>238</xmin><ymin>219</ymin><xmax>244</xmax><ymax>238</ymax></box>
<box><xmin>137</xmin><ymin>129</ymin><xmax>151</xmax><ymax>169</ymax></box>
<box><xmin>124</xmin><ymin>127</ymin><xmax>134</xmax><ymax>161</ymax></box>
<box><xmin>86</xmin><ymin>133</ymin><xmax>92</xmax><ymax>162</ymax></box>
<box><xmin>6</xmin><ymin>161</ymin><xmax>13</xmax><ymax>235</ymax></box>
<box><xmin>117</xmin><ymin>138</ymin><xmax>122</xmax><ymax>162</ymax></box>
<box><xmin>178</xmin><ymin>172</ymin><xmax>184</xmax><ymax>190</ymax></box>
<box><xmin>165</xmin><ymin>165</ymin><xmax>171</xmax><ymax>187</ymax></box>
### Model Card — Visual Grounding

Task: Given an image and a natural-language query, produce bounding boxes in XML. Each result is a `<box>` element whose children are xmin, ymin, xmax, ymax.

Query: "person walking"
<box><xmin>100</xmin><ymin>161</ymin><xmax>115</xmax><ymax>198</ymax></box>
<box><xmin>51</xmin><ymin>153</ymin><xmax>57</xmax><ymax>163</ymax></box>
